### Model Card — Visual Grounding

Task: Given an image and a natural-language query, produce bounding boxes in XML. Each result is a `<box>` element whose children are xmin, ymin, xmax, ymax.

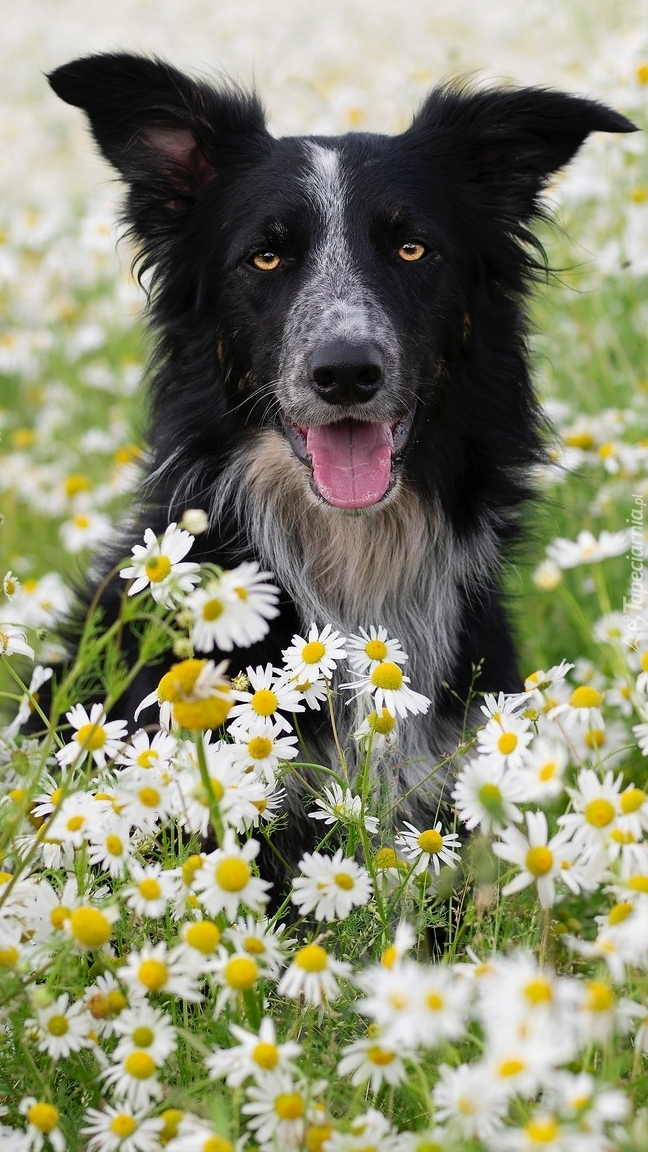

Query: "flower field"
<box><xmin>2</xmin><ymin>3</ymin><xmax>648</xmax><ymax>1149</ymax></box>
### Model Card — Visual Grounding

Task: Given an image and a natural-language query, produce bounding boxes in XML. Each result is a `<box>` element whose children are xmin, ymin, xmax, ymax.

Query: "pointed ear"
<box><xmin>406</xmin><ymin>83</ymin><xmax>637</xmax><ymax>220</ymax></box>
<box><xmin>47</xmin><ymin>52</ymin><xmax>269</xmax><ymax>204</ymax></box>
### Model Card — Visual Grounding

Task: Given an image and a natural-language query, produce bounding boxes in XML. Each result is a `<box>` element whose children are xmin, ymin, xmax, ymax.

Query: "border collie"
<box><xmin>48</xmin><ymin>54</ymin><xmax>634</xmax><ymax>857</ymax></box>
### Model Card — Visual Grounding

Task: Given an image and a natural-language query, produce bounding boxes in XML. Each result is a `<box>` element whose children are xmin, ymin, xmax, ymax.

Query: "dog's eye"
<box><xmin>398</xmin><ymin>241</ymin><xmax>427</xmax><ymax>262</ymax></box>
<box><xmin>251</xmin><ymin>251</ymin><xmax>281</xmax><ymax>271</ymax></box>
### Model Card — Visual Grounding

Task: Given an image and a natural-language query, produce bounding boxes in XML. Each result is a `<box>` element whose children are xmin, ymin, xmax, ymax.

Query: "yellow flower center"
<box><xmin>138</xmin><ymin>959</ymin><xmax>169</xmax><ymax>991</ymax></box>
<box><xmin>69</xmin><ymin>907</ymin><xmax>112</xmax><ymax>948</ymax></box>
<box><xmin>365</xmin><ymin>639</ymin><xmax>388</xmax><ymax>660</ymax></box>
<box><xmin>224</xmin><ymin>956</ymin><xmax>258</xmax><ymax>990</ymax></box>
<box><xmin>9</xmin><ymin>787</ymin><xmax>25</xmax><ymax>804</ymax></box>
<box><xmin>525</xmin><ymin>846</ymin><xmax>553</xmax><ymax>877</ymax></box>
<box><xmin>215</xmin><ymin>857</ymin><xmax>251</xmax><ymax>892</ymax></box>
<box><xmin>585</xmin><ymin>980</ymin><xmax>614</xmax><ymax>1012</ymax></box>
<box><xmin>248</xmin><ymin>736</ymin><xmax>273</xmax><ymax>759</ymax></box>
<box><xmin>641</xmin><ymin>650</ymin><xmax>648</xmax><ymax>674</ymax></box>
<box><xmin>274</xmin><ymin>1092</ymin><xmax>305</xmax><ymax>1120</ymax></box>
<box><xmin>498</xmin><ymin>1058</ymin><xmax>525</xmax><ymax>1077</ymax></box>
<box><xmin>252</xmin><ymin>1041</ymin><xmax>279</xmax><ymax>1069</ymax></box>
<box><xmin>110</xmin><ymin>1115</ymin><xmax>137</xmax><ymax>1138</ymax></box>
<box><xmin>64</xmin><ymin>472</ymin><xmax>91</xmax><ymax>498</ymax></box>
<box><xmin>628</xmin><ymin>874</ymin><xmax>648</xmax><ymax>893</ymax></box>
<box><xmin>73</xmin><ymin>513</ymin><xmax>90</xmax><ymax>529</ymax></box>
<box><xmin>51</xmin><ymin>904</ymin><xmax>70</xmax><ymax>931</ymax></box>
<box><xmin>66</xmin><ymin>815</ymin><xmax>85</xmax><ymax>832</ymax></box>
<box><xmin>251</xmin><ymin>688</ymin><xmax>279</xmax><ymax>716</ymax></box>
<box><xmin>203</xmin><ymin>1138</ymin><xmax>233</xmax><ymax>1152</ymax></box>
<box><xmin>202</xmin><ymin>598</ymin><xmax>223</xmax><ymax>621</ymax></box>
<box><xmin>158</xmin><ymin>659</ymin><xmax>206</xmax><ymax>701</ymax></box>
<box><xmin>145</xmin><ymin>554</ymin><xmax>171</xmax><ymax>583</ymax></box>
<box><xmin>334</xmin><ymin>872</ymin><xmax>355</xmax><ymax>890</ymax></box>
<box><xmin>608</xmin><ymin>901</ymin><xmax>633</xmax><ymax>925</ymax></box>
<box><xmin>76</xmin><ymin>722</ymin><xmax>107</xmax><ymax>751</ymax></box>
<box><xmin>0</xmin><ymin>946</ymin><xmax>19</xmax><ymax>967</ymax></box>
<box><xmin>139</xmin><ymin>878</ymin><xmax>162</xmax><ymax>901</ymax></box>
<box><xmin>417</xmin><ymin>829</ymin><xmax>444</xmax><ymax>855</ymax></box>
<box><xmin>569</xmin><ymin>685</ymin><xmax>603</xmax><ymax>709</ymax></box>
<box><xmin>366</xmin><ymin>1045</ymin><xmax>395</xmax><ymax>1066</ymax></box>
<box><xmin>173</xmin><ymin>696</ymin><xmax>232</xmax><ymax>731</ymax></box>
<box><xmin>138</xmin><ymin>786</ymin><xmax>161</xmax><ymax>808</ymax></box>
<box><xmin>538</xmin><ymin>761</ymin><xmax>557</xmax><ymax>782</ymax></box>
<box><xmin>584</xmin><ymin>798</ymin><xmax>616</xmax><ymax>828</ymax></box>
<box><xmin>306</xmin><ymin>1124</ymin><xmax>335</xmax><ymax>1152</ymax></box>
<box><xmin>132</xmin><ymin>1026</ymin><xmax>155</xmax><ymax>1047</ymax></box>
<box><xmin>295</xmin><ymin>944</ymin><xmax>328</xmax><ymax>972</ymax></box>
<box><xmin>159</xmin><ymin>1110</ymin><xmax>184</xmax><ymax>1140</ymax></box>
<box><xmin>584</xmin><ymin>728</ymin><xmax>605</xmax><ymax>750</ymax></box>
<box><xmin>497</xmin><ymin>731</ymin><xmax>518</xmax><ymax>755</ymax></box>
<box><xmin>105</xmin><ymin>834</ymin><xmax>123</xmax><ymax>857</ymax></box>
<box><xmin>137</xmin><ymin>749</ymin><xmax>159</xmax><ymax>769</ymax></box>
<box><xmin>374</xmin><ymin>847</ymin><xmax>400</xmax><ymax>870</ymax></box>
<box><xmin>524</xmin><ymin>978</ymin><xmax>553</xmax><ymax>1005</ymax></box>
<box><xmin>124</xmin><ymin>1051</ymin><xmax>157</xmax><ymax>1079</ymax></box>
<box><xmin>426</xmin><ymin>992</ymin><xmax>444</xmax><ymax>1011</ymax></box>
<box><xmin>381</xmin><ymin>945</ymin><xmax>397</xmax><ymax>968</ymax></box>
<box><xmin>301</xmin><ymin>640</ymin><xmax>326</xmax><ymax>665</ymax></box>
<box><xmin>524</xmin><ymin>1118</ymin><xmax>559</xmax><ymax>1144</ymax></box>
<box><xmin>477</xmin><ymin>783</ymin><xmax>503</xmax><ymax>813</ymax></box>
<box><xmin>185</xmin><ymin>921</ymin><xmax>221</xmax><ymax>954</ymax></box>
<box><xmin>368</xmin><ymin>708</ymin><xmax>396</xmax><ymax>734</ymax></box>
<box><xmin>621</xmin><ymin>788</ymin><xmax>646</xmax><ymax>814</ymax></box>
<box><xmin>47</xmin><ymin>1014</ymin><xmax>69</xmax><ymax>1036</ymax></box>
<box><xmin>182</xmin><ymin>854</ymin><xmax>204</xmax><ymax>884</ymax></box>
<box><xmin>637</xmin><ymin>62</ymin><xmax>648</xmax><ymax>83</ymax></box>
<box><xmin>370</xmin><ymin>661</ymin><xmax>403</xmax><ymax>691</ymax></box>
<box><xmin>27</xmin><ymin>1103</ymin><xmax>59</xmax><ymax>1133</ymax></box>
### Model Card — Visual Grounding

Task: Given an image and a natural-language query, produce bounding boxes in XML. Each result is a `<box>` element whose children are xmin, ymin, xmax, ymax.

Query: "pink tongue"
<box><xmin>305</xmin><ymin>421</ymin><xmax>394</xmax><ymax>508</ymax></box>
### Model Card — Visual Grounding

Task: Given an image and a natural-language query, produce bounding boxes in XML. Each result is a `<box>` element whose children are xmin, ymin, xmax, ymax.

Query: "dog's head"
<box><xmin>49</xmin><ymin>55</ymin><xmax>635</xmax><ymax>514</ymax></box>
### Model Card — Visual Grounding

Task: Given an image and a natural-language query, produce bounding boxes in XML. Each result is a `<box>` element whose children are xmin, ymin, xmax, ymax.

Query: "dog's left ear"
<box><xmin>407</xmin><ymin>84</ymin><xmax>637</xmax><ymax>220</ymax></box>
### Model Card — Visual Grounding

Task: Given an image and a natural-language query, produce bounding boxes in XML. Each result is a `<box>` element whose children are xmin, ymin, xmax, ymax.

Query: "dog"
<box><xmin>47</xmin><ymin>54</ymin><xmax>635</xmax><ymax>865</ymax></box>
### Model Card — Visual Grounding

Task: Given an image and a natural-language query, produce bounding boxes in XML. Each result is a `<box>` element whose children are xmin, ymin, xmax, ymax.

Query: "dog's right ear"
<box><xmin>48</xmin><ymin>53</ymin><xmax>269</xmax><ymax>211</ymax></box>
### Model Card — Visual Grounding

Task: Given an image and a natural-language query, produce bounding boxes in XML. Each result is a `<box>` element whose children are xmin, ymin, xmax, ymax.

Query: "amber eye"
<box><xmin>397</xmin><ymin>241</ymin><xmax>427</xmax><ymax>262</ymax></box>
<box><xmin>251</xmin><ymin>251</ymin><xmax>281</xmax><ymax>271</ymax></box>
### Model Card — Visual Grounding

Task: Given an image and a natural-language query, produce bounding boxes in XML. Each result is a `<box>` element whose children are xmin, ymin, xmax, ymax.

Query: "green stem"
<box><xmin>195</xmin><ymin>733</ymin><xmax>224</xmax><ymax>845</ymax></box>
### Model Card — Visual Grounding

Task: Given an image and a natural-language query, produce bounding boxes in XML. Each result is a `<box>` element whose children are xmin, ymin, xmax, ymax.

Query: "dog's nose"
<box><xmin>308</xmin><ymin>341</ymin><xmax>383</xmax><ymax>404</ymax></box>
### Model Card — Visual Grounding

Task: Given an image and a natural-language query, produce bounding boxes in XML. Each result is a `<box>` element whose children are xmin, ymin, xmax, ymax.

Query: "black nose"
<box><xmin>308</xmin><ymin>340</ymin><xmax>383</xmax><ymax>405</ymax></box>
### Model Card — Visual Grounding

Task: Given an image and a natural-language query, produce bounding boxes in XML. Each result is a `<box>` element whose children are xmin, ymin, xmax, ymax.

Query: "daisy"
<box><xmin>122</xmin><ymin>862</ymin><xmax>179</xmax><ymax>919</ymax></box>
<box><xmin>432</xmin><ymin>1063</ymin><xmax>509</xmax><ymax>1143</ymax></box>
<box><xmin>346</xmin><ymin>625</ymin><xmax>407</xmax><ymax>672</ymax></box>
<box><xmin>192</xmin><ymin>831</ymin><xmax>271</xmax><ymax>919</ymax></box>
<box><xmin>116</xmin><ymin>771</ymin><xmax>172</xmax><ymax>835</ymax></box>
<box><xmin>119</xmin><ymin>522</ymin><xmax>200</xmax><ymax>608</ymax></box>
<box><xmin>56</xmin><ymin>702</ymin><xmax>127</xmax><ymax>770</ymax></box>
<box><xmin>18</xmin><ymin>1098</ymin><xmax>66</xmax><ymax>1152</ymax></box>
<box><xmin>452</xmin><ymin>755</ymin><xmax>524</xmax><ymax>834</ymax></box>
<box><xmin>492</xmin><ymin>809</ymin><xmax>578</xmax><ymax>908</ymax></box>
<box><xmin>226</xmin><ymin>720</ymin><xmax>299</xmax><ymax>785</ymax></box>
<box><xmin>352</xmin><ymin>706</ymin><xmax>398</xmax><ymax>752</ymax></box>
<box><xmin>290</xmin><ymin>849</ymin><xmax>373</xmax><ymax>921</ymax></box>
<box><xmin>0</xmin><ymin>623</ymin><xmax>35</xmax><ymax>660</ymax></box>
<box><xmin>3</xmin><ymin>664</ymin><xmax>52</xmax><ymax>738</ymax></box>
<box><xmin>337</xmin><ymin>1034</ymin><xmax>412</xmax><ymax>1092</ymax></box>
<box><xmin>112</xmin><ymin>1004</ymin><xmax>177</xmax><ymax>1066</ymax></box>
<box><xmin>516</xmin><ymin>738</ymin><xmax>569</xmax><ymax>803</ymax></box>
<box><xmin>172</xmin><ymin>755</ymin><xmax>264</xmax><ymax>838</ymax></box>
<box><xmin>120</xmin><ymin>941</ymin><xmax>202</xmax><ymax>1003</ymax></box>
<box><xmin>558</xmin><ymin>768</ymin><xmax>624</xmax><ymax>850</ymax></box>
<box><xmin>548</xmin><ymin>683</ymin><xmax>605</xmax><ymax>731</ymax></box>
<box><xmin>323</xmin><ymin>1108</ymin><xmax>403</xmax><ymax>1152</ymax></box>
<box><xmin>163</xmin><ymin>1114</ymin><xmax>234</xmax><ymax>1151</ymax></box>
<box><xmin>87</xmin><ymin>819</ymin><xmax>134</xmax><ymax>879</ymax></box>
<box><xmin>187</xmin><ymin>561</ymin><xmax>279</xmax><ymax>652</ymax></box>
<box><xmin>60</xmin><ymin>508</ymin><xmax>113</xmax><ymax>554</ymax></box>
<box><xmin>308</xmin><ymin>782</ymin><xmax>379</xmax><ymax>834</ymax></box>
<box><xmin>278</xmin><ymin>942</ymin><xmax>351</xmax><ymax>1006</ymax></box>
<box><xmin>285</xmin><ymin>670</ymin><xmax>328</xmax><ymax>710</ymax></box>
<box><xmin>116</xmin><ymin>729</ymin><xmax>178</xmax><ymax>773</ymax></box>
<box><xmin>212</xmin><ymin>952</ymin><xmax>262</xmax><ymax>1015</ymax></box>
<box><xmin>395</xmin><ymin>820</ymin><xmax>462</xmax><ymax>876</ymax></box>
<box><xmin>81</xmin><ymin>1105</ymin><xmax>164</xmax><ymax>1152</ymax></box>
<box><xmin>282</xmin><ymin>623</ymin><xmax>348</xmax><ymax>680</ymax></box>
<box><xmin>206</xmin><ymin>1017</ymin><xmax>301</xmax><ymax>1087</ymax></box>
<box><xmin>342</xmin><ymin>661</ymin><xmax>430</xmax><ymax>719</ymax></box>
<box><xmin>477</xmin><ymin>712</ymin><xmax>533</xmax><ymax>770</ymax></box>
<box><xmin>546</xmin><ymin>528</ymin><xmax>629</xmax><ymax>569</ymax></box>
<box><xmin>224</xmin><ymin>915</ymin><xmax>289</xmax><ymax>977</ymax></box>
<box><xmin>227</xmin><ymin>663</ymin><xmax>304</xmax><ymax>735</ymax></box>
<box><xmin>26</xmin><ymin>993</ymin><xmax>93</xmax><ymax>1060</ymax></box>
<box><xmin>101</xmin><ymin>1051</ymin><xmax>164</xmax><ymax>1111</ymax></box>
<box><xmin>241</xmin><ymin>1073</ymin><xmax>308</xmax><ymax>1149</ymax></box>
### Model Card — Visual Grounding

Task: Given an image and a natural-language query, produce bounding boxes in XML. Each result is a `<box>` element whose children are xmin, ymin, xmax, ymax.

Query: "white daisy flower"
<box><xmin>56</xmin><ymin>702</ymin><xmax>127</xmax><ymax>770</ymax></box>
<box><xmin>60</xmin><ymin>508</ymin><xmax>113</xmax><ymax>554</ymax></box>
<box><xmin>291</xmin><ymin>848</ymin><xmax>373</xmax><ymax>921</ymax></box>
<box><xmin>277</xmin><ymin>942</ymin><xmax>351</xmax><ymax>1006</ymax></box>
<box><xmin>81</xmin><ymin>1104</ymin><xmax>164</xmax><ymax>1152</ymax></box>
<box><xmin>187</xmin><ymin>562</ymin><xmax>279</xmax><ymax>653</ymax></box>
<box><xmin>192</xmin><ymin>830</ymin><xmax>271</xmax><ymax>919</ymax></box>
<box><xmin>492</xmin><ymin>809</ymin><xmax>578</xmax><ymax>908</ymax></box>
<box><xmin>223</xmin><ymin>915</ymin><xmax>290</xmax><ymax>977</ymax></box>
<box><xmin>120</xmin><ymin>941</ymin><xmax>202</xmax><ymax>1003</ymax></box>
<box><xmin>337</xmin><ymin>1034</ymin><xmax>412</xmax><ymax>1092</ymax></box>
<box><xmin>352</xmin><ymin>705</ymin><xmax>399</xmax><ymax>752</ymax></box>
<box><xmin>286</xmin><ymin>670</ymin><xmax>328</xmax><ymax>710</ymax></box>
<box><xmin>206</xmin><ymin>1017</ymin><xmax>301</xmax><ymax>1087</ymax></box>
<box><xmin>112</xmin><ymin>1004</ymin><xmax>177</xmax><ymax>1066</ymax></box>
<box><xmin>119</xmin><ymin>523</ymin><xmax>200</xmax><ymax>608</ymax></box>
<box><xmin>115</xmin><ymin>729</ymin><xmax>177</xmax><ymax>773</ymax></box>
<box><xmin>346</xmin><ymin>625</ymin><xmax>407</xmax><ymax>672</ymax></box>
<box><xmin>116</xmin><ymin>770</ymin><xmax>172</xmax><ymax>835</ymax></box>
<box><xmin>100</xmin><ymin>1051</ymin><xmax>163</xmax><ymax>1111</ymax></box>
<box><xmin>323</xmin><ymin>1108</ymin><xmax>403</xmax><ymax>1152</ymax></box>
<box><xmin>558</xmin><ymin>768</ymin><xmax>625</xmax><ymax>850</ymax></box>
<box><xmin>342</xmin><ymin>660</ymin><xmax>430</xmax><ymax>719</ymax></box>
<box><xmin>0</xmin><ymin>623</ymin><xmax>35</xmax><ymax>660</ymax></box>
<box><xmin>477</xmin><ymin>712</ymin><xmax>533</xmax><ymax>770</ymax></box>
<box><xmin>516</xmin><ymin>738</ymin><xmax>569</xmax><ymax>803</ymax></box>
<box><xmin>282</xmin><ymin>623</ymin><xmax>348</xmax><ymax>680</ymax></box>
<box><xmin>452</xmin><ymin>755</ymin><xmax>524</xmax><ymax>834</ymax></box>
<box><xmin>226</xmin><ymin>720</ymin><xmax>299</xmax><ymax>785</ymax></box>
<box><xmin>3</xmin><ymin>664</ymin><xmax>52</xmax><ymax>738</ymax></box>
<box><xmin>227</xmin><ymin>663</ymin><xmax>304</xmax><ymax>735</ymax></box>
<box><xmin>308</xmin><ymin>782</ymin><xmax>379</xmax><ymax>834</ymax></box>
<box><xmin>18</xmin><ymin>1097</ymin><xmax>66</xmax><ymax>1152</ymax></box>
<box><xmin>548</xmin><ymin>683</ymin><xmax>605</xmax><ymax>730</ymax></box>
<box><xmin>395</xmin><ymin>820</ymin><xmax>462</xmax><ymax>876</ymax></box>
<box><xmin>432</xmin><ymin>1062</ymin><xmax>509</xmax><ymax>1143</ymax></box>
<box><xmin>26</xmin><ymin>993</ymin><xmax>93</xmax><ymax>1060</ymax></box>
<box><xmin>546</xmin><ymin>528</ymin><xmax>629</xmax><ymax>569</ymax></box>
<box><xmin>241</xmin><ymin>1073</ymin><xmax>309</xmax><ymax>1148</ymax></box>
<box><xmin>122</xmin><ymin>862</ymin><xmax>179</xmax><ymax>919</ymax></box>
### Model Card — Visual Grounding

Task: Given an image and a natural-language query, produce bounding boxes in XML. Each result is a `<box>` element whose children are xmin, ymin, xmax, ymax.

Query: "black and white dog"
<box><xmin>48</xmin><ymin>54</ymin><xmax>634</xmax><ymax>847</ymax></box>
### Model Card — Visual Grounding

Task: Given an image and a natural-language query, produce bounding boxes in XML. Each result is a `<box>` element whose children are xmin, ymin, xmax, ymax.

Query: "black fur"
<box><xmin>47</xmin><ymin>54</ymin><xmax>635</xmax><ymax>867</ymax></box>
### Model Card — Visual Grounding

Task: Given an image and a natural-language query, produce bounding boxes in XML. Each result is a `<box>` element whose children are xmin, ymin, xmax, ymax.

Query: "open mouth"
<box><xmin>282</xmin><ymin>413</ymin><xmax>414</xmax><ymax>509</ymax></box>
